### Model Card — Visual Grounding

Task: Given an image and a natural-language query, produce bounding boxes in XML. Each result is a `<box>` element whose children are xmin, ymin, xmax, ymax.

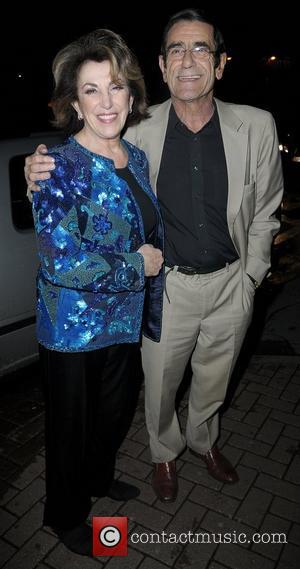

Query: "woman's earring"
<box><xmin>78</xmin><ymin>113</ymin><xmax>83</xmax><ymax>121</ymax></box>
<box><xmin>129</xmin><ymin>106</ymin><xmax>133</xmax><ymax>115</ymax></box>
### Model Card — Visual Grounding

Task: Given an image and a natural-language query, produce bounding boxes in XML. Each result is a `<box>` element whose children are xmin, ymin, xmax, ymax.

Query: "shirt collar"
<box><xmin>169</xmin><ymin>102</ymin><xmax>218</xmax><ymax>135</ymax></box>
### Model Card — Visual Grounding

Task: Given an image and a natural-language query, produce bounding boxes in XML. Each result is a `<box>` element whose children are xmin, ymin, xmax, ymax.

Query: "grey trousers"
<box><xmin>142</xmin><ymin>260</ymin><xmax>255</xmax><ymax>463</ymax></box>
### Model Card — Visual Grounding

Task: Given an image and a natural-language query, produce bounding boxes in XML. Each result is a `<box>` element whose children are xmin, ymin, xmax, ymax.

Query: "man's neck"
<box><xmin>172</xmin><ymin>97</ymin><xmax>215</xmax><ymax>133</ymax></box>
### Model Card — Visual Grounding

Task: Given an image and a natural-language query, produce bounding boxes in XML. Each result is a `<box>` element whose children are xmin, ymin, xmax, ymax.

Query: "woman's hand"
<box><xmin>138</xmin><ymin>244</ymin><xmax>164</xmax><ymax>277</ymax></box>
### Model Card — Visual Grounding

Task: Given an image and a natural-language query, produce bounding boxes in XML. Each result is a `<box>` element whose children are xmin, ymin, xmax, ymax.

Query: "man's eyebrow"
<box><xmin>192</xmin><ymin>41</ymin><xmax>211</xmax><ymax>48</ymax></box>
<box><xmin>166</xmin><ymin>41</ymin><xmax>185</xmax><ymax>50</ymax></box>
<box><xmin>166</xmin><ymin>40</ymin><xmax>211</xmax><ymax>50</ymax></box>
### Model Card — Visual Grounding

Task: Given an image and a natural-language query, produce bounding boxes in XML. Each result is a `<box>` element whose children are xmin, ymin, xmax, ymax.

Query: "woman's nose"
<box><xmin>100</xmin><ymin>92</ymin><xmax>113</xmax><ymax>109</ymax></box>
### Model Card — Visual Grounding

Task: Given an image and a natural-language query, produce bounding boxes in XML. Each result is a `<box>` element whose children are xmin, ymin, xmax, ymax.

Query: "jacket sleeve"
<box><xmin>32</xmin><ymin>155</ymin><xmax>145</xmax><ymax>294</ymax></box>
<box><xmin>245</xmin><ymin>113</ymin><xmax>284</xmax><ymax>283</ymax></box>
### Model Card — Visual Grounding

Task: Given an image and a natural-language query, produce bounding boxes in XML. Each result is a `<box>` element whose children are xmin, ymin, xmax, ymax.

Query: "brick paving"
<box><xmin>0</xmin><ymin>355</ymin><xmax>300</xmax><ymax>568</ymax></box>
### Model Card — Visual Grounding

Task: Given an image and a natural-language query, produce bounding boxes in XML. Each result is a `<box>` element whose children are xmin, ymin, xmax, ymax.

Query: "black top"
<box><xmin>157</xmin><ymin>105</ymin><xmax>238</xmax><ymax>270</ymax></box>
<box><xmin>116</xmin><ymin>166</ymin><xmax>157</xmax><ymax>239</ymax></box>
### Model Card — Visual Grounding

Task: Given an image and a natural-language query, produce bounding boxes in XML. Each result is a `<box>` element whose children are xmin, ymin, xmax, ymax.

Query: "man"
<box><xmin>25</xmin><ymin>9</ymin><xmax>283</xmax><ymax>503</ymax></box>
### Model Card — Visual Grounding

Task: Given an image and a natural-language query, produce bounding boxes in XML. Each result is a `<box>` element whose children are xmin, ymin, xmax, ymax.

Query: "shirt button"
<box><xmin>198</xmin><ymin>223</ymin><xmax>204</xmax><ymax>228</ymax></box>
<box><xmin>193</xmin><ymin>165</ymin><xmax>198</xmax><ymax>171</ymax></box>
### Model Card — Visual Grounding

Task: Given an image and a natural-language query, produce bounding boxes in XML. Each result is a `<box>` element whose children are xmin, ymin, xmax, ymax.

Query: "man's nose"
<box><xmin>181</xmin><ymin>49</ymin><xmax>194</xmax><ymax>66</ymax></box>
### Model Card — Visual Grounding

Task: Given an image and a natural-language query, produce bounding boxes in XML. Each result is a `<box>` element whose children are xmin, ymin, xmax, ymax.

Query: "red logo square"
<box><xmin>93</xmin><ymin>516</ymin><xmax>128</xmax><ymax>556</ymax></box>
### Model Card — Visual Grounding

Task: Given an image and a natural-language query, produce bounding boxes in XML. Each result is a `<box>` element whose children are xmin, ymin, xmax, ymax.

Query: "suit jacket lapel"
<box><xmin>215</xmin><ymin>99</ymin><xmax>249</xmax><ymax>234</ymax></box>
<box><xmin>144</xmin><ymin>100</ymin><xmax>172</xmax><ymax>195</ymax></box>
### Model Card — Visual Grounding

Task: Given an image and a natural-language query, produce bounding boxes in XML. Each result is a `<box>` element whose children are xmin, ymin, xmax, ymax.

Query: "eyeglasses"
<box><xmin>167</xmin><ymin>45</ymin><xmax>216</xmax><ymax>61</ymax></box>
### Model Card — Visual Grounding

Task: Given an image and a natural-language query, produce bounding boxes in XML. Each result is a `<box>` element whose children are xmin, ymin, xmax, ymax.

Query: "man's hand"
<box><xmin>138</xmin><ymin>244</ymin><xmax>164</xmax><ymax>277</ymax></box>
<box><xmin>25</xmin><ymin>144</ymin><xmax>55</xmax><ymax>194</ymax></box>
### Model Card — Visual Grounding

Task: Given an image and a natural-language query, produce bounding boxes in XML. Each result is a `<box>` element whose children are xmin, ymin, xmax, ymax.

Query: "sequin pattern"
<box><xmin>32</xmin><ymin>136</ymin><xmax>163</xmax><ymax>351</ymax></box>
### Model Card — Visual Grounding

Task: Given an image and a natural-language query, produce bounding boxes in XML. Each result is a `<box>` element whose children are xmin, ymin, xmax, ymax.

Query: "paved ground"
<box><xmin>0</xmin><ymin>350</ymin><xmax>299</xmax><ymax>568</ymax></box>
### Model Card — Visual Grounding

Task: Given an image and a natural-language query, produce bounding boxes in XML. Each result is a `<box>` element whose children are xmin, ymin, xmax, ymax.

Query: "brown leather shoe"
<box><xmin>152</xmin><ymin>461</ymin><xmax>178</xmax><ymax>502</ymax></box>
<box><xmin>190</xmin><ymin>446</ymin><xmax>239</xmax><ymax>483</ymax></box>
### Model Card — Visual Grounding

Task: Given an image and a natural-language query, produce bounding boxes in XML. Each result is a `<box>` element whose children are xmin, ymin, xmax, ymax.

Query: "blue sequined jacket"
<box><xmin>32</xmin><ymin>136</ymin><xmax>164</xmax><ymax>352</ymax></box>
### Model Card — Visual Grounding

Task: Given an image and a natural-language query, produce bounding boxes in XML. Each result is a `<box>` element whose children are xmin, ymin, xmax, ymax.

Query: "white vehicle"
<box><xmin>0</xmin><ymin>133</ymin><xmax>62</xmax><ymax>377</ymax></box>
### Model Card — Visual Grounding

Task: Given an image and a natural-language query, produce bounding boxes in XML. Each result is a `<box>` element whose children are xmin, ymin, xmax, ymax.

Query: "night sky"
<box><xmin>2</xmin><ymin>3</ymin><xmax>298</xmax><ymax>142</ymax></box>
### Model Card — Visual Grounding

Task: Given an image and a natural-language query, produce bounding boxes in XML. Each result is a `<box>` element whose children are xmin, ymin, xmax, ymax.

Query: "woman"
<box><xmin>32</xmin><ymin>29</ymin><xmax>164</xmax><ymax>556</ymax></box>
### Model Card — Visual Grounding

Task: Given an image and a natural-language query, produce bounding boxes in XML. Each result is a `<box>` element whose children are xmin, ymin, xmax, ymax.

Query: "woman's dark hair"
<box><xmin>51</xmin><ymin>29</ymin><xmax>149</xmax><ymax>135</ymax></box>
<box><xmin>160</xmin><ymin>8</ymin><xmax>226</xmax><ymax>67</ymax></box>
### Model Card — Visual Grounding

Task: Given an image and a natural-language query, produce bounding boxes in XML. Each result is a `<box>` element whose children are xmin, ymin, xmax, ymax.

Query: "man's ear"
<box><xmin>215</xmin><ymin>52</ymin><xmax>227</xmax><ymax>80</ymax></box>
<box><xmin>159</xmin><ymin>55</ymin><xmax>168</xmax><ymax>84</ymax></box>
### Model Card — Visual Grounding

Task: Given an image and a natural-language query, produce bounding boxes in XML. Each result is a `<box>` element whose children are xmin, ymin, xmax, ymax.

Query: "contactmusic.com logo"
<box><xmin>93</xmin><ymin>517</ymin><xmax>128</xmax><ymax>556</ymax></box>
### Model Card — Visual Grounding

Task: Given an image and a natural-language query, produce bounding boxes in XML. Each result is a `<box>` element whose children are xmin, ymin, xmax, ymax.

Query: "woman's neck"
<box><xmin>74</xmin><ymin>131</ymin><xmax>128</xmax><ymax>168</ymax></box>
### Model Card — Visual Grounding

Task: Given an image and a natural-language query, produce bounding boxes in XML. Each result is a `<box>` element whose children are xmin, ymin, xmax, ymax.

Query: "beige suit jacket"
<box><xmin>125</xmin><ymin>98</ymin><xmax>284</xmax><ymax>284</ymax></box>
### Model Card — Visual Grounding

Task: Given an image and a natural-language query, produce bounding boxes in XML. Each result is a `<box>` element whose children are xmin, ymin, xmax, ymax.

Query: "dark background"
<box><xmin>1</xmin><ymin>3</ymin><xmax>299</xmax><ymax>148</ymax></box>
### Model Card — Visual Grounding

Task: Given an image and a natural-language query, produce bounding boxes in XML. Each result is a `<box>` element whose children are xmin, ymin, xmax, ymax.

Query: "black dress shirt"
<box><xmin>157</xmin><ymin>105</ymin><xmax>238</xmax><ymax>270</ymax></box>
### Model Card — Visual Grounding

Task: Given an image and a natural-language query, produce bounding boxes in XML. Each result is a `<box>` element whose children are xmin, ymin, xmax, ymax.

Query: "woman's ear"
<box><xmin>129</xmin><ymin>95</ymin><xmax>134</xmax><ymax>114</ymax></box>
<box><xmin>72</xmin><ymin>101</ymin><xmax>83</xmax><ymax>120</ymax></box>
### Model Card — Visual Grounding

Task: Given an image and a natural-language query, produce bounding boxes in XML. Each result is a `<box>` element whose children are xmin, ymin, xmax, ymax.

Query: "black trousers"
<box><xmin>40</xmin><ymin>343</ymin><xmax>141</xmax><ymax>530</ymax></box>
